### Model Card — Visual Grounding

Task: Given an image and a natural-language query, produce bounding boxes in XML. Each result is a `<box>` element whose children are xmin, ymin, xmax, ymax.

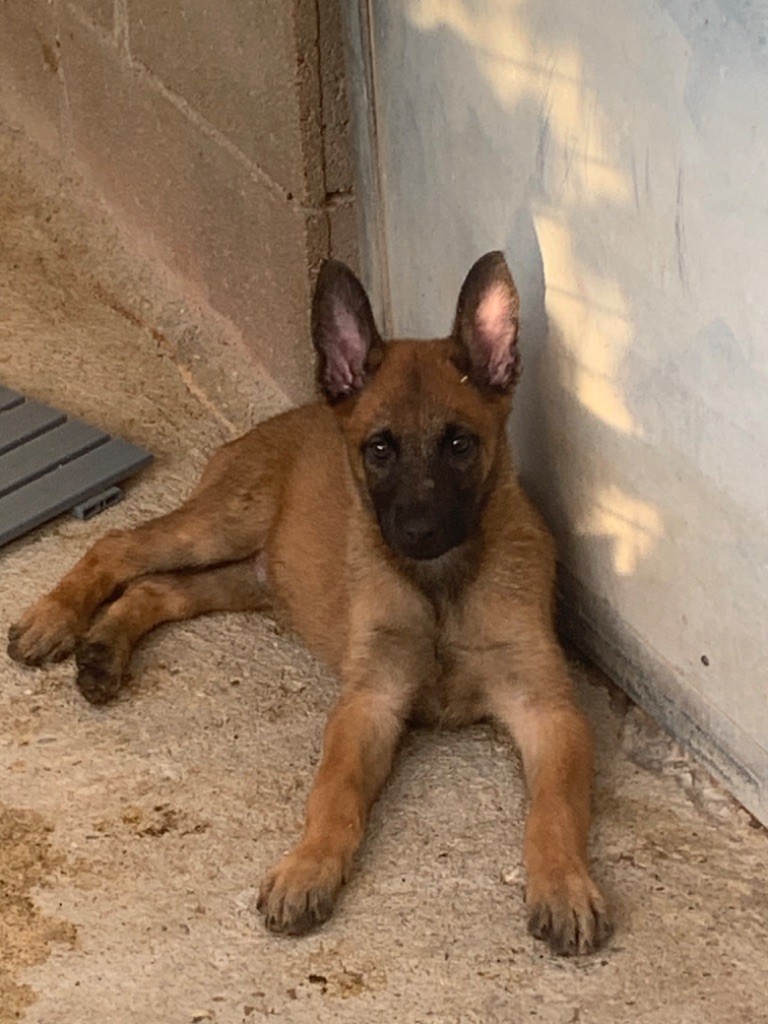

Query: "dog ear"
<box><xmin>452</xmin><ymin>251</ymin><xmax>521</xmax><ymax>392</ymax></box>
<box><xmin>311</xmin><ymin>260</ymin><xmax>384</xmax><ymax>402</ymax></box>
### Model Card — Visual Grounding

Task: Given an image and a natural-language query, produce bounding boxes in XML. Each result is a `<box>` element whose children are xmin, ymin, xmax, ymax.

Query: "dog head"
<box><xmin>311</xmin><ymin>252</ymin><xmax>520</xmax><ymax>562</ymax></box>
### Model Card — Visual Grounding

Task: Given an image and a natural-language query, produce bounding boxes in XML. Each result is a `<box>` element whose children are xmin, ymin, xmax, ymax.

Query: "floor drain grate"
<box><xmin>0</xmin><ymin>385</ymin><xmax>153</xmax><ymax>547</ymax></box>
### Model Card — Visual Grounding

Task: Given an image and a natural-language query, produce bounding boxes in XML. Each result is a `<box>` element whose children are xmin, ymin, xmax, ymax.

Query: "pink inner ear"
<box><xmin>326</xmin><ymin>302</ymin><xmax>367</xmax><ymax>395</ymax></box>
<box><xmin>474</xmin><ymin>283</ymin><xmax>517</xmax><ymax>385</ymax></box>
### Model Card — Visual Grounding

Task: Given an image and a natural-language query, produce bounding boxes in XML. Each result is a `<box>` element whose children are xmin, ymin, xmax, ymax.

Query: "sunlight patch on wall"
<box><xmin>580</xmin><ymin>484</ymin><xmax>663</xmax><ymax>575</ymax></box>
<box><xmin>409</xmin><ymin>0</ymin><xmax>631</xmax><ymax>206</ymax></box>
<box><xmin>535</xmin><ymin>213</ymin><xmax>639</xmax><ymax>437</ymax></box>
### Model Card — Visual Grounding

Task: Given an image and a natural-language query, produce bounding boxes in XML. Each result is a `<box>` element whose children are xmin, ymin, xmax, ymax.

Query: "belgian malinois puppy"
<box><xmin>8</xmin><ymin>252</ymin><xmax>611</xmax><ymax>955</ymax></box>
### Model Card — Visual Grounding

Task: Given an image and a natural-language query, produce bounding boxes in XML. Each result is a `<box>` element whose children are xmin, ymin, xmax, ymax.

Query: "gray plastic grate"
<box><xmin>0</xmin><ymin>386</ymin><xmax>153</xmax><ymax>547</ymax></box>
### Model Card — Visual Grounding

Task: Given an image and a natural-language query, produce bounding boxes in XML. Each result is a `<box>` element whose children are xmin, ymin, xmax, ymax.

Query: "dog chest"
<box><xmin>409</xmin><ymin>633</ymin><xmax>488</xmax><ymax>727</ymax></box>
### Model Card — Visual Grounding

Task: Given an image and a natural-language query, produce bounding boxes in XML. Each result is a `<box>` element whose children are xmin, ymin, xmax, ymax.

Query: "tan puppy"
<box><xmin>8</xmin><ymin>252</ymin><xmax>611</xmax><ymax>955</ymax></box>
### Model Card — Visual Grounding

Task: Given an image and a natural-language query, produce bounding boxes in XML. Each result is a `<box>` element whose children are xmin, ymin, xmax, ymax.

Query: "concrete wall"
<box><xmin>0</xmin><ymin>0</ymin><xmax>357</xmax><ymax>399</ymax></box>
<box><xmin>346</xmin><ymin>0</ymin><xmax>768</xmax><ymax>823</ymax></box>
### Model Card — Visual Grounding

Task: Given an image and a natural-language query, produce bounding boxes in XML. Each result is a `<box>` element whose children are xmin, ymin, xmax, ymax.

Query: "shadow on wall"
<box><xmin>400</xmin><ymin>0</ymin><xmax>667</xmax><ymax>592</ymax></box>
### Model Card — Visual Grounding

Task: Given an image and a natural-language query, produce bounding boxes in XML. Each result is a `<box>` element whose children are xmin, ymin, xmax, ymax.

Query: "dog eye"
<box><xmin>442</xmin><ymin>424</ymin><xmax>477</xmax><ymax>459</ymax></box>
<box><xmin>364</xmin><ymin>433</ymin><xmax>396</xmax><ymax>467</ymax></box>
<box><xmin>448</xmin><ymin>432</ymin><xmax>476</xmax><ymax>457</ymax></box>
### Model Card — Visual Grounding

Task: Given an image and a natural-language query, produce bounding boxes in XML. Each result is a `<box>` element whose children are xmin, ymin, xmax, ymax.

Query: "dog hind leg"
<box><xmin>6</xmin><ymin>436</ymin><xmax>282</xmax><ymax>669</ymax></box>
<box><xmin>74</xmin><ymin>559</ymin><xmax>269</xmax><ymax>704</ymax></box>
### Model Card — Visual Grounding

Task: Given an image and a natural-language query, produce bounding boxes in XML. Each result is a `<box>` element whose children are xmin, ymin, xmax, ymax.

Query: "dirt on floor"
<box><xmin>1</xmin><ymin>126</ymin><xmax>767</xmax><ymax>1024</ymax></box>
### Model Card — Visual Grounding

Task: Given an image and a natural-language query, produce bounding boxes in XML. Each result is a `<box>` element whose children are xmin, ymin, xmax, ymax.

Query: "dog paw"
<box><xmin>257</xmin><ymin>845</ymin><xmax>346</xmax><ymax>935</ymax></box>
<box><xmin>75</xmin><ymin>640</ymin><xmax>127</xmax><ymax>705</ymax></box>
<box><xmin>7</xmin><ymin>599</ymin><xmax>81</xmax><ymax>667</ymax></box>
<box><xmin>526</xmin><ymin>868</ymin><xmax>612</xmax><ymax>956</ymax></box>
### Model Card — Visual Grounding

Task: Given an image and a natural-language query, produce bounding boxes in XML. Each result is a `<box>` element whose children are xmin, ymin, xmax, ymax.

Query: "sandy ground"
<box><xmin>1</xmin><ymin>128</ymin><xmax>767</xmax><ymax>1024</ymax></box>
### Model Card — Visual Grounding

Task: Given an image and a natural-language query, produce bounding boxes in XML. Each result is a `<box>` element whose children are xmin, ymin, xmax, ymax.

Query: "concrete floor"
<box><xmin>1</xmin><ymin>128</ymin><xmax>767</xmax><ymax>1024</ymax></box>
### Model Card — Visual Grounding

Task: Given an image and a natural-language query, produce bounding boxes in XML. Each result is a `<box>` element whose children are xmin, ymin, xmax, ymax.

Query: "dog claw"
<box><xmin>257</xmin><ymin>846</ymin><xmax>344</xmax><ymax>936</ymax></box>
<box><xmin>526</xmin><ymin>871</ymin><xmax>612</xmax><ymax>956</ymax></box>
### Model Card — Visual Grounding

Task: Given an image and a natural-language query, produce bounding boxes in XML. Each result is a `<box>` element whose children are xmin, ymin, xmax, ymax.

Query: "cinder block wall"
<box><xmin>0</xmin><ymin>0</ymin><xmax>357</xmax><ymax>400</ymax></box>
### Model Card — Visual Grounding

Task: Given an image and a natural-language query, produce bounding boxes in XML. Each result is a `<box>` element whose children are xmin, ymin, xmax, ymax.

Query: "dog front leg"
<box><xmin>485</xmin><ymin>640</ymin><xmax>612</xmax><ymax>955</ymax></box>
<box><xmin>257</xmin><ymin>684</ymin><xmax>408</xmax><ymax>935</ymax></box>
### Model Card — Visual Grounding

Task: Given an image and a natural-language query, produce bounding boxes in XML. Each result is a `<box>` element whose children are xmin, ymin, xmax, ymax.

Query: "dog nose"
<box><xmin>403</xmin><ymin>518</ymin><xmax>437</xmax><ymax>545</ymax></box>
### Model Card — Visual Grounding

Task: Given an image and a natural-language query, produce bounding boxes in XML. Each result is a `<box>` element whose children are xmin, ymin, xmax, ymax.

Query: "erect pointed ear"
<box><xmin>311</xmin><ymin>259</ymin><xmax>384</xmax><ymax>402</ymax></box>
<box><xmin>452</xmin><ymin>251</ymin><xmax>521</xmax><ymax>392</ymax></box>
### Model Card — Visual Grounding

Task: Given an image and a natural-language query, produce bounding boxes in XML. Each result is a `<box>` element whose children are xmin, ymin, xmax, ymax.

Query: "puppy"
<box><xmin>8</xmin><ymin>252</ymin><xmax>611</xmax><ymax>955</ymax></box>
